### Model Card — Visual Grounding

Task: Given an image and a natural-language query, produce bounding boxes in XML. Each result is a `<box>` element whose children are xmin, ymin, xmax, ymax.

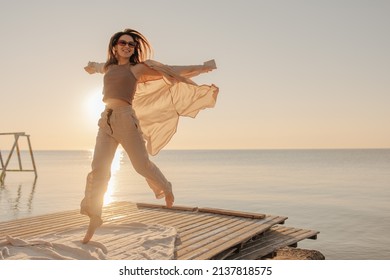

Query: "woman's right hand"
<box><xmin>84</xmin><ymin>62</ymin><xmax>96</xmax><ymax>74</ymax></box>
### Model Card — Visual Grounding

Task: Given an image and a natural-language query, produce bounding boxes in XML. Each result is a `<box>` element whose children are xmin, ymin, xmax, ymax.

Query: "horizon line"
<box><xmin>6</xmin><ymin>147</ymin><xmax>390</xmax><ymax>152</ymax></box>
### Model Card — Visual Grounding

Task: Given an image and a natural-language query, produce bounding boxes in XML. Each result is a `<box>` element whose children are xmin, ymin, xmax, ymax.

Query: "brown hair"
<box><xmin>104</xmin><ymin>29</ymin><xmax>153</xmax><ymax>71</ymax></box>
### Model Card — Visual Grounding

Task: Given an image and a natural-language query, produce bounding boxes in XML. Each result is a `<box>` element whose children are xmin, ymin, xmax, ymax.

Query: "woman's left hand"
<box><xmin>203</xmin><ymin>59</ymin><xmax>217</xmax><ymax>72</ymax></box>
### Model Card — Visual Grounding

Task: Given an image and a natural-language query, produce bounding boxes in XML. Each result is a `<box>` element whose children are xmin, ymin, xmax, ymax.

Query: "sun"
<box><xmin>86</xmin><ymin>88</ymin><xmax>105</xmax><ymax>122</ymax></box>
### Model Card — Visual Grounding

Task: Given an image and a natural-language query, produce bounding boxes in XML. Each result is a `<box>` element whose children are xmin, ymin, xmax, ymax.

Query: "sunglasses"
<box><xmin>117</xmin><ymin>40</ymin><xmax>137</xmax><ymax>48</ymax></box>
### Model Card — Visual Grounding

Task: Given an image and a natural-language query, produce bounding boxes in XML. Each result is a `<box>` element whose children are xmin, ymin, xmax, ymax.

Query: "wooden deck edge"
<box><xmin>136</xmin><ymin>202</ymin><xmax>198</xmax><ymax>212</ymax></box>
<box><xmin>197</xmin><ymin>207</ymin><xmax>266</xmax><ymax>219</ymax></box>
<box><xmin>190</xmin><ymin>216</ymin><xmax>288</xmax><ymax>260</ymax></box>
<box><xmin>224</xmin><ymin>225</ymin><xmax>320</xmax><ymax>260</ymax></box>
<box><xmin>135</xmin><ymin>202</ymin><xmax>267</xmax><ymax>219</ymax></box>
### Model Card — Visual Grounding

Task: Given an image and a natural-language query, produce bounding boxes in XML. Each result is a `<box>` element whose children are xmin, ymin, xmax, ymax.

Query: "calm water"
<box><xmin>1</xmin><ymin>149</ymin><xmax>389</xmax><ymax>260</ymax></box>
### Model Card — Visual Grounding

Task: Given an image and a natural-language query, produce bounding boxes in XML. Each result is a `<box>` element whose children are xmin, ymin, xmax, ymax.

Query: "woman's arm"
<box><xmin>133</xmin><ymin>59</ymin><xmax>217</xmax><ymax>83</ymax></box>
<box><xmin>131</xmin><ymin>63</ymin><xmax>164</xmax><ymax>82</ymax></box>
<box><xmin>84</xmin><ymin>62</ymin><xmax>105</xmax><ymax>74</ymax></box>
<box><xmin>169</xmin><ymin>60</ymin><xmax>217</xmax><ymax>78</ymax></box>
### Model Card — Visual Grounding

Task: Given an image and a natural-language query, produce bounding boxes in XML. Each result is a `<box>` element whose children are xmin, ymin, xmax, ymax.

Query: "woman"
<box><xmin>81</xmin><ymin>29</ymin><xmax>218</xmax><ymax>243</ymax></box>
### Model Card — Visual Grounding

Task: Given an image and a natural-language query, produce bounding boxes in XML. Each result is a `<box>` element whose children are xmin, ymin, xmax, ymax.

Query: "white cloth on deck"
<box><xmin>0</xmin><ymin>223</ymin><xmax>178</xmax><ymax>260</ymax></box>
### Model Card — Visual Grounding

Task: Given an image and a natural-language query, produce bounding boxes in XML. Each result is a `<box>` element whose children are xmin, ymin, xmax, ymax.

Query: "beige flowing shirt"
<box><xmin>92</xmin><ymin>60</ymin><xmax>219</xmax><ymax>155</ymax></box>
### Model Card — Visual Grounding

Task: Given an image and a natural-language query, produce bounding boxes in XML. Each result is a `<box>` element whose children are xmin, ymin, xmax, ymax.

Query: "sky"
<box><xmin>0</xmin><ymin>0</ymin><xmax>389</xmax><ymax>150</ymax></box>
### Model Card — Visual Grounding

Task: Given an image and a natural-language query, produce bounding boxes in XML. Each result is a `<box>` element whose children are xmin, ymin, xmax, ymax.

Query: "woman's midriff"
<box><xmin>104</xmin><ymin>98</ymin><xmax>131</xmax><ymax>108</ymax></box>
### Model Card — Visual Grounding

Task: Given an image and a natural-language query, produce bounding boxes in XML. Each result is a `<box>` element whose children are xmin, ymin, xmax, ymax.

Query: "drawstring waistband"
<box><xmin>104</xmin><ymin>105</ymin><xmax>135</xmax><ymax>135</ymax></box>
<box><xmin>106</xmin><ymin>108</ymin><xmax>113</xmax><ymax>134</ymax></box>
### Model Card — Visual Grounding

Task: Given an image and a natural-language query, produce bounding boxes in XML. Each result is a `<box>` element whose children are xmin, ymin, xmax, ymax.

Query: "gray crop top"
<box><xmin>103</xmin><ymin>64</ymin><xmax>137</xmax><ymax>104</ymax></box>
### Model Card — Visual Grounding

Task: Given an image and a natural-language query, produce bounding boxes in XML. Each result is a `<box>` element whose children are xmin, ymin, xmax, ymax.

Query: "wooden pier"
<box><xmin>0</xmin><ymin>201</ymin><xmax>319</xmax><ymax>260</ymax></box>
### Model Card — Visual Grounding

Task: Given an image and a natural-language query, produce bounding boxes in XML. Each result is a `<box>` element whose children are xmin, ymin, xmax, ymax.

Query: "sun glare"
<box><xmin>85</xmin><ymin>89</ymin><xmax>123</xmax><ymax>205</ymax></box>
<box><xmin>103</xmin><ymin>149</ymin><xmax>124</xmax><ymax>205</ymax></box>
<box><xmin>85</xmin><ymin>89</ymin><xmax>122</xmax><ymax>206</ymax></box>
<box><xmin>86</xmin><ymin>89</ymin><xmax>105</xmax><ymax>122</ymax></box>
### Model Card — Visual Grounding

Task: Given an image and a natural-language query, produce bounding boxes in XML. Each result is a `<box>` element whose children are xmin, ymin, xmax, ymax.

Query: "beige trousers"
<box><xmin>80</xmin><ymin>106</ymin><xmax>171</xmax><ymax>218</ymax></box>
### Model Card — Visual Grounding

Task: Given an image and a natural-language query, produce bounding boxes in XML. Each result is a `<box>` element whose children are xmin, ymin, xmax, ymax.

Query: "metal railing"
<box><xmin>0</xmin><ymin>132</ymin><xmax>38</xmax><ymax>185</ymax></box>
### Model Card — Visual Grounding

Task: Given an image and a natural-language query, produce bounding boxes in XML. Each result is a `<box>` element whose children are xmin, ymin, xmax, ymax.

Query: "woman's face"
<box><xmin>114</xmin><ymin>34</ymin><xmax>136</xmax><ymax>61</ymax></box>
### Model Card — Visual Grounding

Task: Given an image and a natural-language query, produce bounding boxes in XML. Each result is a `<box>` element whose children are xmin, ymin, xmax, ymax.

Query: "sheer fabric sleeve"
<box><xmin>132</xmin><ymin>60</ymin><xmax>219</xmax><ymax>155</ymax></box>
<box><xmin>142</xmin><ymin>60</ymin><xmax>197</xmax><ymax>85</ymax></box>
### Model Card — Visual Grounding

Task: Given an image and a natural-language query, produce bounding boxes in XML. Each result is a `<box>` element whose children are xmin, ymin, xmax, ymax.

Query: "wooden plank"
<box><xmin>198</xmin><ymin>207</ymin><xmax>265</xmax><ymax>219</ymax></box>
<box><xmin>192</xmin><ymin>216</ymin><xmax>287</xmax><ymax>260</ymax></box>
<box><xmin>178</xmin><ymin>216</ymin><xmax>238</xmax><ymax>238</ymax></box>
<box><xmin>1</xmin><ymin>209</ymin><xmax>80</xmax><ymax>227</ymax></box>
<box><xmin>136</xmin><ymin>202</ymin><xmax>198</xmax><ymax>212</ymax></box>
<box><xmin>226</xmin><ymin>225</ymin><xmax>320</xmax><ymax>260</ymax></box>
<box><xmin>115</xmin><ymin>210</ymin><xmax>214</xmax><ymax>232</ymax></box>
<box><xmin>177</xmin><ymin>216</ymin><xmax>286</xmax><ymax>260</ymax></box>
<box><xmin>173</xmin><ymin>215</ymin><xmax>222</xmax><ymax>232</ymax></box>
<box><xmin>178</xmin><ymin>217</ymin><xmax>247</xmax><ymax>245</ymax></box>
<box><xmin>0</xmin><ymin>202</ymin><xmax>139</xmax><ymax>238</ymax></box>
<box><xmin>118</xmin><ymin>208</ymin><xmax>201</xmax><ymax>225</ymax></box>
<box><xmin>1</xmin><ymin>169</ymin><xmax>36</xmax><ymax>172</ymax></box>
<box><xmin>228</xmin><ymin>226</ymin><xmax>300</xmax><ymax>258</ymax></box>
<box><xmin>1</xmin><ymin>201</ymin><xmax>136</xmax><ymax>231</ymax></box>
<box><xmin>115</xmin><ymin>209</ymin><xmax>173</xmax><ymax>223</ymax></box>
<box><xmin>1</xmin><ymin>215</ymin><xmax>89</xmax><ymax>240</ymax></box>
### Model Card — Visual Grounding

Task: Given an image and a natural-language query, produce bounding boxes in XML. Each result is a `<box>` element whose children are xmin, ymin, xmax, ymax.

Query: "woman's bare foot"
<box><xmin>164</xmin><ymin>182</ymin><xmax>174</xmax><ymax>208</ymax></box>
<box><xmin>165</xmin><ymin>191</ymin><xmax>174</xmax><ymax>208</ymax></box>
<box><xmin>82</xmin><ymin>216</ymin><xmax>103</xmax><ymax>244</ymax></box>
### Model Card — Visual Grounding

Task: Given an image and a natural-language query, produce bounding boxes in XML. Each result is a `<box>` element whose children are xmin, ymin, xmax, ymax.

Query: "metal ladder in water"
<box><xmin>0</xmin><ymin>132</ymin><xmax>38</xmax><ymax>185</ymax></box>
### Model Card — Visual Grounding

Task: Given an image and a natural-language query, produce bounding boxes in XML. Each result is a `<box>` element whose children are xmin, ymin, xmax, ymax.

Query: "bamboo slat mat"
<box><xmin>0</xmin><ymin>201</ymin><xmax>319</xmax><ymax>260</ymax></box>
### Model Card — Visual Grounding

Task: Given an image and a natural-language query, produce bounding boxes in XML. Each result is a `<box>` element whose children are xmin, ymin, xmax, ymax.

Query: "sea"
<box><xmin>0</xmin><ymin>149</ymin><xmax>389</xmax><ymax>260</ymax></box>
